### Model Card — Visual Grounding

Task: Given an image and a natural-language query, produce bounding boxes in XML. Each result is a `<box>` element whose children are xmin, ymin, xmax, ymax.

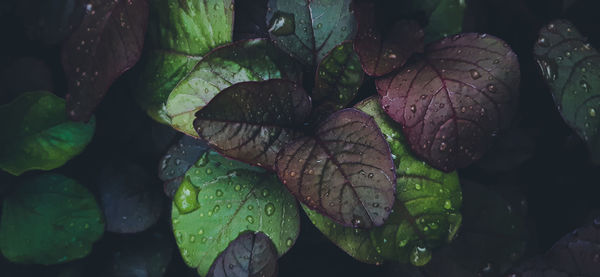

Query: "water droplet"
<box><xmin>410</xmin><ymin>244</ymin><xmax>432</xmax><ymax>266</ymax></box>
<box><xmin>286</xmin><ymin>238</ymin><xmax>293</xmax><ymax>247</ymax></box>
<box><xmin>589</xmin><ymin>108</ymin><xmax>596</xmax><ymax>117</ymax></box>
<box><xmin>443</xmin><ymin>200</ymin><xmax>452</xmax><ymax>210</ymax></box>
<box><xmin>205</xmin><ymin>168</ymin><xmax>212</xmax><ymax>174</ymax></box>
<box><xmin>351</xmin><ymin>218</ymin><xmax>362</xmax><ymax>227</ymax></box>
<box><xmin>439</xmin><ymin>142</ymin><xmax>447</xmax><ymax>151</ymax></box>
<box><xmin>268</xmin><ymin>11</ymin><xmax>295</xmax><ymax>36</ymax></box>
<box><xmin>216</xmin><ymin>189</ymin><xmax>223</xmax><ymax>197</ymax></box>
<box><xmin>580</xmin><ymin>80</ymin><xmax>590</xmax><ymax>92</ymax></box>
<box><xmin>234</xmin><ymin>184</ymin><xmax>242</xmax><ymax>191</ymax></box>
<box><xmin>264</xmin><ymin>203</ymin><xmax>276</xmax><ymax>216</ymax></box>
<box><xmin>189</xmin><ymin>235</ymin><xmax>196</xmax><ymax>243</ymax></box>
<box><xmin>486</xmin><ymin>84</ymin><xmax>497</xmax><ymax>93</ymax></box>
<box><xmin>469</xmin><ymin>69</ymin><xmax>481</xmax><ymax>80</ymax></box>
<box><xmin>410</xmin><ymin>105</ymin><xmax>417</xmax><ymax>113</ymax></box>
<box><xmin>368</xmin><ymin>173</ymin><xmax>374</xmax><ymax>178</ymax></box>
<box><xmin>415</xmin><ymin>184</ymin><xmax>422</xmax><ymax>190</ymax></box>
<box><xmin>261</xmin><ymin>189</ymin><xmax>270</xmax><ymax>197</ymax></box>
<box><xmin>174</xmin><ymin>178</ymin><xmax>200</xmax><ymax>214</ymax></box>
<box><xmin>246</xmin><ymin>215</ymin><xmax>255</xmax><ymax>224</ymax></box>
<box><xmin>290</xmin><ymin>171</ymin><xmax>296</xmax><ymax>177</ymax></box>
<box><xmin>535</xmin><ymin>57</ymin><xmax>558</xmax><ymax>81</ymax></box>
<box><xmin>213</xmin><ymin>205</ymin><xmax>220</xmax><ymax>213</ymax></box>
<box><xmin>195</xmin><ymin>152</ymin><xmax>209</xmax><ymax>167</ymax></box>
<box><xmin>537</xmin><ymin>37</ymin><xmax>549</xmax><ymax>47</ymax></box>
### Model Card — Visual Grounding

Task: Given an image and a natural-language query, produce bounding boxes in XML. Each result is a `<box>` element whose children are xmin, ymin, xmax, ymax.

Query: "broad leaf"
<box><xmin>233</xmin><ymin>0</ymin><xmax>268</xmax><ymax>41</ymax></box>
<box><xmin>314</xmin><ymin>41</ymin><xmax>363</xmax><ymax>110</ymax></box>
<box><xmin>172</xmin><ymin>151</ymin><xmax>300</xmax><ymax>276</ymax></box>
<box><xmin>97</xmin><ymin>163</ymin><xmax>163</xmax><ymax>234</ymax></box>
<box><xmin>134</xmin><ymin>0</ymin><xmax>234</xmax><ymax>124</ymax></box>
<box><xmin>61</xmin><ymin>0</ymin><xmax>149</xmax><ymax>121</ymax></box>
<box><xmin>0</xmin><ymin>173</ymin><xmax>104</xmax><ymax>265</ymax></box>
<box><xmin>533</xmin><ymin>20</ymin><xmax>600</xmax><ymax>164</ymax></box>
<box><xmin>166</xmin><ymin>39</ymin><xmax>303</xmax><ymax>136</ymax></box>
<box><xmin>377</xmin><ymin>33</ymin><xmax>520</xmax><ymax>172</ymax></box>
<box><xmin>353</xmin><ymin>2</ymin><xmax>424</xmax><ymax>77</ymax></box>
<box><xmin>159</xmin><ymin>135</ymin><xmax>210</xmax><ymax>198</ymax></box>
<box><xmin>276</xmin><ymin>108</ymin><xmax>396</xmax><ymax>228</ymax></box>
<box><xmin>0</xmin><ymin>91</ymin><xmax>95</xmax><ymax>176</ymax></box>
<box><xmin>207</xmin><ymin>232</ymin><xmax>278</xmax><ymax>277</ymax></box>
<box><xmin>422</xmin><ymin>0</ymin><xmax>467</xmax><ymax>44</ymax></box>
<box><xmin>266</xmin><ymin>0</ymin><xmax>356</xmax><ymax>67</ymax></box>
<box><xmin>194</xmin><ymin>80</ymin><xmax>311</xmax><ymax>170</ymax></box>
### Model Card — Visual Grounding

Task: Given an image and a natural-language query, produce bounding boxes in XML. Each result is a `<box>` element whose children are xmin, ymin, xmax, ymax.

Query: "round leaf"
<box><xmin>377</xmin><ymin>33</ymin><xmax>520</xmax><ymax>172</ymax></box>
<box><xmin>159</xmin><ymin>135</ymin><xmax>210</xmax><ymax>198</ymax></box>
<box><xmin>207</xmin><ymin>232</ymin><xmax>278</xmax><ymax>277</ymax></box>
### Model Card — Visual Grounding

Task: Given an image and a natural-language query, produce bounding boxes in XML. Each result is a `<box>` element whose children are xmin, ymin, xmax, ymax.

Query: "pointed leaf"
<box><xmin>353</xmin><ymin>2</ymin><xmax>424</xmax><ymax>77</ymax></box>
<box><xmin>207</xmin><ymin>232</ymin><xmax>278</xmax><ymax>277</ymax></box>
<box><xmin>377</xmin><ymin>33</ymin><xmax>520</xmax><ymax>172</ymax></box>
<box><xmin>0</xmin><ymin>173</ymin><xmax>104</xmax><ymax>265</ymax></box>
<box><xmin>266</xmin><ymin>0</ymin><xmax>356</xmax><ymax>67</ymax></box>
<box><xmin>233</xmin><ymin>0</ymin><xmax>268</xmax><ymax>41</ymax></box>
<box><xmin>533</xmin><ymin>20</ymin><xmax>600</xmax><ymax>164</ymax></box>
<box><xmin>159</xmin><ymin>135</ymin><xmax>210</xmax><ymax>198</ymax></box>
<box><xmin>276</xmin><ymin>108</ymin><xmax>396</xmax><ymax>228</ymax></box>
<box><xmin>0</xmin><ymin>91</ymin><xmax>95</xmax><ymax>176</ymax></box>
<box><xmin>166</xmin><ymin>39</ymin><xmax>303</xmax><ymax>136</ymax></box>
<box><xmin>61</xmin><ymin>0</ymin><xmax>149</xmax><ymax>121</ymax></box>
<box><xmin>194</xmin><ymin>80</ymin><xmax>311</xmax><ymax>170</ymax></box>
<box><xmin>171</xmin><ymin>151</ymin><xmax>300</xmax><ymax>277</ymax></box>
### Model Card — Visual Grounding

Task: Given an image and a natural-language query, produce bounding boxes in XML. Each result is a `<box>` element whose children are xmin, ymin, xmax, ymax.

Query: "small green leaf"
<box><xmin>304</xmin><ymin>97</ymin><xmax>462</xmax><ymax>266</ymax></box>
<box><xmin>166</xmin><ymin>39</ymin><xmax>303</xmax><ymax>136</ymax></box>
<box><xmin>0</xmin><ymin>173</ymin><xmax>104</xmax><ymax>265</ymax></box>
<box><xmin>172</xmin><ymin>151</ymin><xmax>300</xmax><ymax>276</ymax></box>
<box><xmin>0</xmin><ymin>91</ymin><xmax>95</xmax><ymax>176</ymax></box>
<box><xmin>266</xmin><ymin>0</ymin><xmax>356</xmax><ymax>67</ymax></box>
<box><xmin>423</xmin><ymin>0</ymin><xmax>467</xmax><ymax>43</ymax></box>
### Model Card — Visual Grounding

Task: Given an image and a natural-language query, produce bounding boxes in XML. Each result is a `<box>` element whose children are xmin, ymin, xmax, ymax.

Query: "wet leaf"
<box><xmin>533</xmin><ymin>20</ymin><xmax>600</xmax><ymax>164</ymax></box>
<box><xmin>234</xmin><ymin>0</ymin><xmax>268</xmax><ymax>41</ymax></box>
<box><xmin>276</xmin><ymin>108</ymin><xmax>396</xmax><ymax>228</ymax></box>
<box><xmin>171</xmin><ymin>151</ymin><xmax>299</xmax><ymax>277</ymax></box>
<box><xmin>0</xmin><ymin>91</ymin><xmax>95</xmax><ymax>176</ymax></box>
<box><xmin>0</xmin><ymin>173</ymin><xmax>104</xmax><ymax>265</ymax></box>
<box><xmin>266</xmin><ymin>0</ymin><xmax>356</xmax><ymax>67</ymax></box>
<box><xmin>97</xmin><ymin>163</ymin><xmax>163</xmax><ymax>234</ymax></box>
<box><xmin>166</xmin><ymin>39</ymin><xmax>303</xmax><ymax>136</ymax></box>
<box><xmin>61</xmin><ymin>0</ymin><xmax>149</xmax><ymax>121</ymax></box>
<box><xmin>102</xmin><ymin>231</ymin><xmax>173</xmax><ymax>277</ymax></box>
<box><xmin>207</xmin><ymin>232</ymin><xmax>278</xmax><ymax>277</ymax></box>
<box><xmin>313</xmin><ymin>41</ymin><xmax>363</xmax><ymax>110</ymax></box>
<box><xmin>422</xmin><ymin>0</ymin><xmax>467</xmax><ymax>44</ymax></box>
<box><xmin>134</xmin><ymin>0</ymin><xmax>234</xmax><ymax>124</ymax></box>
<box><xmin>353</xmin><ymin>2</ymin><xmax>424</xmax><ymax>77</ymax></box>
<box><xmin>377</xmin><ymin>33</ymin><xmax>520</xmax><ymax>172</ymax></box>
<box><xmin>194</xmin><ymin>80</ymin><xmax>311</xmax><ymax>170</ymax></box>
<box><xmin>159</xmin><ymin>135</ymin><xmax>210</xmax><ymax>198</ymax></box>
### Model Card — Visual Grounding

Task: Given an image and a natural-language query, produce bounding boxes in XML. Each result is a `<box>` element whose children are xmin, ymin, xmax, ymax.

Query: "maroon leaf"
<box><xmin>194</xmin><ymin>80</ymin><xmax>311</xmax><ymax>170</ymax></box>
<box><xmin>61</xmin><ymin>0</ymin><xmax>149</xmax><ymax>121</ymax></box>
<box><xmin>377</xmin><ymin>33</ymin><xmax>520</xmax><ymax>172</ymax></box>
<box><xmin>353</xmin><ymin>2</ymin><xmax>424</xmax><ymax>77</ymax></box>
<box><xmin>207</xmin><ymin>232</ymin><xmax>278</xmax><ymax>277</ymax></box>
<box><xmin>275</xmin><ymin>108</ymin><xmax>396</xmax><ymax>228</ymax></box>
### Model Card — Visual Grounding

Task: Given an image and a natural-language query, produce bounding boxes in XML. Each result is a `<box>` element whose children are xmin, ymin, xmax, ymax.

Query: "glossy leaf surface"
<box><xmin>194</xmin><ymin>80</ymin><xmax>311</xmax><ymax>170</ymax></box>
<box><xmin>207</xmin><ymin>232</ymin><xmax>278</xmax><ymax>277</ymax></box>
<box><xmin>377</xmin><ymin>33</ymin><xmax>520</xmax><ymax>172</ymax></box>
<box><xmin>159</xmin><ymin>135</ymin><xmax>210</xmax><ymax>198</ymax></box>
<box><xmin>0</xmin><ymin>91</ymin><xmax>95</xmax><ymax>176</ymax></box>
<box><xmin>276</xmin><ymin>108</ymin><xmax>396</xmax><ymax>228</ymax></box>
<box><xmin>0</xmin><ymin>173</ymin><xmax>104</xmax><ymax>265</ymax></box>
<box><xmin>61</xmin><ymin>0</ymin><xmax>149</xmax><ymax>121</ymax></box>
<box><xmin>167</xmin><ymin>39</ymin><xmax>303</xmax><ymax>136</ymax></box>
<box><xmin>172</xmin><ymin>151</ymin><xmax>299</xmax><ymax>276</ymax></box>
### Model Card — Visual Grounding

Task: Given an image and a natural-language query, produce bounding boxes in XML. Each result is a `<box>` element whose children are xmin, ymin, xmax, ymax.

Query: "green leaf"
<box><xmin>266</xmin><ymin>0</ymin><xmax>356</xmax><ymax>67</ymax></box>
<box><xmin>0</xmin><ymin>173</ymin><xmax>104</xmax><ymax>265</ymax></box>
<box><xmin>171</xmin><ymin>151</ymin><xmax>300</xmax><ymax>276</ymax></box>
<box><xmin>166</xmin><ymin>39</ymin><xmax>303</xmax><ymax>136</ymax></box>
<box><xmin>134</xmin><ymin>0</ymin><xmax>234</xmax><ymax>124</ymax></box>
<box><xmin>423</xmin><ymin>0</ymin><xmax>467</xmax><ymax>43</ymax></box>
<box><xmin>304</xmin><ymin>96</ymin><xmax>462</xmax><ymax>266</ymax></box>
<box><xmin>0</xmin><ymin>91</ymin><xmax>95</xmax><ymax>176</ymax></box>
<box><xmin>533</xmin><ymin>20</ymin><xmax>600</xmax><ymax>164</ymax></box>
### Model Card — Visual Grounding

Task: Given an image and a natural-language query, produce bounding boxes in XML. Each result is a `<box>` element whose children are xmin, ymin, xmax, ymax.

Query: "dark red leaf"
<box><xmin>353</xmin><ymin>2</ymin><xmax>424</xmax><ymax>77</ymax></box>
<box><xmin>377</xmin><ymin>33</ymin><xmax>520</xmax><ymax>172</ymax></box>
<box><xmin>61</xmin><ymin>0</ymin><xmax>149</xmax><ymax>121</ymax></box>
<box><xmin>275</xmin><ymin>108</ymin><xmax>396</xmax><ymax>228</ymax></box>
<box><xmin>207</xmin><ymin>232</ymin><xmax>278</xmax><ymax>277</ymax></box>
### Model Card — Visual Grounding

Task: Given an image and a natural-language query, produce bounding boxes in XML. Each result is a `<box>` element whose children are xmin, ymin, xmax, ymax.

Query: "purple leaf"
<box><xmin>159</xmin><ymin>135</ymin><xmax>209</xmax><ymax>199</ymax></box>
<box><xmin>275</xmin><ymin>108</ymin><xmax>396</xmax><ymax>228</ymax></box>
<box><xmin>353</xmin><ymin>2</ymin><xmax>424</xmax><ymax>77</ymax></box>
<box><xmin>377</xmin><ymin>33</ymin><xmax>520</xmax><ymax>172</ymax></box>
<box><xmin>207</xmin><ymin>232</ymin><xmax>278</xmax><ymax>277</ymax></box>
<box><xmin>194</xmin><ymin>80</ymin><xmax>311</xmax><ymax>170</ymax></box>
<box><xmin>61</xmin><ymin>0</ymin><xmax>149</xmax><ymax>121</ymax></box>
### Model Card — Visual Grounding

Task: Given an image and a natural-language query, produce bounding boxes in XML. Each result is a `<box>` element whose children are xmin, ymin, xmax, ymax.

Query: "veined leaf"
<box><xmin>207</xmin><ymin>232</ymin><xmax>278</xmax><ymax>277</ymax></box>
<box><xmin>159</xmin><ymin>135</ymin><xmax>210</xmax><ymax>198</ymax></box>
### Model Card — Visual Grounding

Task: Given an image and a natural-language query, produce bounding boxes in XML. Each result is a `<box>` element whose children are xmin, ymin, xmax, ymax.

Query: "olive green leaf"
<box><xmin>0</xmin><ymin>173</ymin><xmax>104</xmax><ymax>265</ymax></box>
<box><xmin>0</xmin><ymin>91</ymin><xmax>95</xmax><ymax>176</ymax></box>
<box><xmin>171</xmin><ymin>150</ymin><xmax>300</xmax><ymax>276</ymax></box>
<box><xmin>166</xmin><ymin>39</ymin><xmax>303</xmax><ymax>136</ymax></box>
<box><xmin>304</xmin><ymin>96</ymin><xmax>462</xmax><ymax>266</ymax></box>
<box><xmin>399</xmin><ymin>0</ymin><xmax>467</xmax><ymax>44</ymax></box>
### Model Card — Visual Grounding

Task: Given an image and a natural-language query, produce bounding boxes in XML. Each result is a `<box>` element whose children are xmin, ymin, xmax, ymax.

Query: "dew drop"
<box><xmin>589</xmin><ymin>108</ymin><xmax>596</xmax><ymax>117</ymax></box>
<box><xmin>439</xmin><ymin>142</ymin><xmax>447</xmax><ymax>151</ymax></box>
<box><xmin>246</xmin><ymin>215</ymin><xmax>255</xmax><ymax>224</ymax></box>
<box><xmin>264</xmin><ymin>203</ymin><xmax>276</xmax><ymax>216</ymax></box>
<box><xmin>537</xmin><ymin>37</ymin><xmax>549</xmax><ymax>47</ymax></box>
<box><xmin>410</xmin><ymin>105</ymin><xmax>417</xmax><ymax>113</ymax></box>
<box><xmin>268</xmin><ymin>11</ymin><xmax>295</xmax><ymax>36</ymax></box>
<box><xmin>286</xmin><ymin>238</ymin><xmax>293</xmax><ymax>247</ymax></box>
<box><xmin>410</xmin><ymin>244</ymin><xmax>432</xmax><ymax>266</ymax></box>
<box><xmin>469</xmin><ymin>69</ymin><xmax>481</xmax><ymax>80</ymax></box>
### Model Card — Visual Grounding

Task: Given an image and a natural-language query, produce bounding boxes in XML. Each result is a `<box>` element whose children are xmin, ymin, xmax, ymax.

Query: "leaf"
<box><xmin>266</xmin><ymin>0</ymin><xmax>356</xmax><ymax>67</ymax></box>
<box><xmin>101</xmin><ymin>231</ymin><xmax>173</xmax><ymax>277</ymax></box>
<box><xmin>301</xmin><ymin>97</ymin><xmax>461</xmax><ymax>266</ymax></box>
<box><xmin>233</xmin><ymin>0</ymin><xmax>268</xmax><ymax>41</ymax></box>
<box><xmin>194</xmin><ymin>80</ymin><xmax>311</xmax><ymax>170</ymax></box>
<box><xmin>377</xmin><ymin>33</ymin><xmax>520</xmax><ymax>172</ymax></box>
<box><xmin>353</xmin><ymin>2</ymin><xmax>424</xmax><ymax>77</ymax></box>
<box><xmin>0</xmin><ymin>91</ymin><xmax>95</xmax><ymax>176</ymax></box>
<box><xmin>207</xmin><ymin>232</ymin><xmax>278</xmax><ymax>277</ymax></box>
<box><xmin>97</xmin><ymin>162</ymin><xmax>163</xmax><ymax>234</ymax></box>
<box><xmin>314</xmin><ymin>41</ymin><xmax>363</xmax><ymax>110</ymax></box>
<box><xmin>171</xmin><ymin>151</ymin><xmax>300</xmax><ymax>277</ymax></box>
<box><xmin>134</xmin><ymin>0</ymin><xmax>234</xmax><ymax>124</ymax></box>
<box><xmin>533</xmin><ymin>20</ymin><xmax>600</xmax><ymax>164</ymax></box>
<box><xmin>0</xmin><ymin>173</ymin><xmax>104</xmax><ymax>265</ymax></box>
<box><xmin>166</xmin><ymin>39</ymin><xmax>303</xmax><ymax>137</ymax></box>
<box><xmin>422</xmin><ymin>0</ymin><xmax>467</xmax><ymax>44</ymax></box>
<box><xmin>275</xmin><ymin>108</ymin><xmax>396</xmax><ymax>228</ymax></box>
<box><xmin>61</xmin><ymin>0</ymin><xmax>149</xmax><ymax>121</ymax></box>
<box><xmin>159</xmin><ymin>135</ymin><xmax>210</xmax><ymax>198</ymax></box>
